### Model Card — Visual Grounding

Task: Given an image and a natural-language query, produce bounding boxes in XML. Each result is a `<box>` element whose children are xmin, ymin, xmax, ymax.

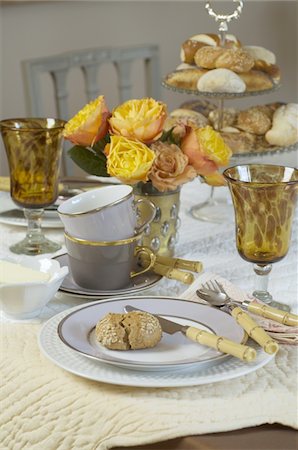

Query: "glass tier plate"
<box><xmin>231</xmin><ymin>141</ymin><xmax>298</xmax><ymax>158</ymax></box>
<box><xmin>162</xmin><ymin>79</ymin><xmax>281</xmax><ymax>100</ymax></box>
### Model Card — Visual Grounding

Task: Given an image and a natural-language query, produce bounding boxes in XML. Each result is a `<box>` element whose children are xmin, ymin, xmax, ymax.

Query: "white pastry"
<box><xmin>265</xmin><ymin>103</ymin><xmax>298</xmax><ymax>146</ymax></box>
<box><xmin>244</xmin><ymin>45</ymin><xmax>276</xmax><ymax>65</ymax></box>
<box><xmin>197</xmin><ymin>68</ymin><xmax>246</xmax><ymax>93</ymax></box>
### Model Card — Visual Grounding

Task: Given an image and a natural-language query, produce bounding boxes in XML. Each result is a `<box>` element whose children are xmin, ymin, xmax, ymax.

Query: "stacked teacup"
<box><xmin>58</xmin><ymin>185</ymin><xmax>156</xmax><ymax>290</ymax></box>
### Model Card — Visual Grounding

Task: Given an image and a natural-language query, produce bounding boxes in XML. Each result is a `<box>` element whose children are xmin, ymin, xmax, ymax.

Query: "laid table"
<box><xmin>1</xmin><ymin>178</ymin><xmax>297</xmax><ymax>450</ymax></box>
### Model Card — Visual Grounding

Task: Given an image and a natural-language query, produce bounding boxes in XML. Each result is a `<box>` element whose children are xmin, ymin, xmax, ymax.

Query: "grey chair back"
<box><xmin>22</xmin><ymin>44</ymin><xmax>161</xmax><ymax>175</ymax></box>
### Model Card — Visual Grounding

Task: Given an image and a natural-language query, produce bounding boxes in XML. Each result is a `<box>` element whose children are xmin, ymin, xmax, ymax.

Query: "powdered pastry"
<box><xmin>95</xmin><ymin>311</ymin><xmax>162</xmax><ymax>350</ymax></box>
<box><xmin>243</xmin><ymin>45</ymin><xmax>276</xmax><ymax>65</ymax></box>
<box><xmin>197</xmin><ymin>69</ymin><xmax>246</xmax><ymax>93</ymax></box>
<box><xmin>265</xmin><ymin>103</ymin><xmax>298</xmax><ymax>146</ymax></box>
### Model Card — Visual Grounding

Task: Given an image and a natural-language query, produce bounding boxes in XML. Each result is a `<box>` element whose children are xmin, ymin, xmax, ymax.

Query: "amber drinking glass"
<box><xmin>224</xmin><ymin>164</ymin><xmax>298</xmax><ymax>311</ymax></box>
<box><xmin>0</xmin><ymin>118</ymin><xmax>65</xmax><ymax>255</ymax></box>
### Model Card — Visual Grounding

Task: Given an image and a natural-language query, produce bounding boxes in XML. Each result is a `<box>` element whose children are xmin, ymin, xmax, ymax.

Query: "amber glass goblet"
<box><xmin>223</xmin><ymin>164</ymin><xmax>298</xmax><ymax>311</ymax></box>
<box><xmin>0</xmin><ymin>118</ymin><xmax>65</xmax><ymax>255</ymax></box>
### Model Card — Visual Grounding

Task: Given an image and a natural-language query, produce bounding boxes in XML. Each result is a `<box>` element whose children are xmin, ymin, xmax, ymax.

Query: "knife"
<box><xmin>124</xmin><ymin>305</ymin><xmax>256</xmax><ymax>362</ymax></box>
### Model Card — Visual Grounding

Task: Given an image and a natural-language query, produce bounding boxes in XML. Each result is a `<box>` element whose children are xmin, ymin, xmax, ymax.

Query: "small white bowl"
<box><xmin>0</xmin><ymin>256</ymin><xmax>68</xmax><ymax>319</ymax></box>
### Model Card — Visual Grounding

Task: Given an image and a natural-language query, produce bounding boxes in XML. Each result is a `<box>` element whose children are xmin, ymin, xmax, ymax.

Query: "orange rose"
<box><xmin>109</xmin><ymin>98</ymin><xmax>167</xmax><ymax>144</ymax></box>
<box><xmin>63</xmin><ymin>95</ymin><xmax>110</xmax><ymax>147</ymax></box>
<box><xmin>149</xmin><ymin>141</ymin><xmax>197</xmax><ymax>192</ymax></box>
<box><xmin>181</xmin><ymin>125</ymin><xmax>232</xmax><ymax>185</ymax></box>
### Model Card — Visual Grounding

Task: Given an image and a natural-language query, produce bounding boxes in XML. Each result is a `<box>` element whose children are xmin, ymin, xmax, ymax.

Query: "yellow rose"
<box><xmin>63</xmin><ymin>95</ymin><xmax>110</xmax><ymax>147</ymax></box>
<box><xmin>109</xmin><ymin>98</ymin><xmax>167</xmax><ymax>144</ymax></box>
<box><xmin>105</xmin><ymin>135</ymin><xmax>155</xmax><ymax>184</ymax></box>
<box><xmin>149</xmin><ymin>141</ymin><xmax>197</xmax><ymax>192</ymax></box>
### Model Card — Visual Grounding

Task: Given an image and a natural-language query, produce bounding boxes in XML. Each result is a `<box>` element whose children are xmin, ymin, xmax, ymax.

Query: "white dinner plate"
<box><xmin>53</xmin><ymin>254</ymin><xmax>162</xmax><ymax>298</ymax></box>
<box><xmin>56</xmin><ymin>296</ymin><xmax>246</xmax><ymax>371</ymax></box>
<box><xmin>39</xmin><ymin>297</ymin><xmax>274</xmax><ymax>387</ymax></box>
<box><xmin>0</xmin><ymin>192</ymin><xmax>63</xmax><ymax>229</ymax></box>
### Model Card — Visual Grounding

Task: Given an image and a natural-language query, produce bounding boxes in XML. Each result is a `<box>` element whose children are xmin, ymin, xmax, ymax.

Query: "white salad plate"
<box><xmin>53</xmin><ymin>254</ymin><xmax>162</xmax><ymax>298</ymax></box>
<box><xmin>0</xmin><ymin>192</ymin><xmax>63</xmax><ymax>229</ymax></box>
<box><xmin>39</xmin><ymin>296</ymin><xmax>274</xmax><ymax>387</ymax></box>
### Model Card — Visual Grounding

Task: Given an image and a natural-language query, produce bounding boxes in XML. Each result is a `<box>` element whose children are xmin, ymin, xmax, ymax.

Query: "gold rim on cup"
<box><xmin>64</xmin><ymin>231</ymin><xmax>144</xmax><ymax>246</ymax></box>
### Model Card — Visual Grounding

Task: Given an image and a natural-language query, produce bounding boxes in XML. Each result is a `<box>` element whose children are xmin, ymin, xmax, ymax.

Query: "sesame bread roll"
<box><xmin>95</xmin><ymin>311</ymin><xmax>162</xmax><ymax>350</ymax></box>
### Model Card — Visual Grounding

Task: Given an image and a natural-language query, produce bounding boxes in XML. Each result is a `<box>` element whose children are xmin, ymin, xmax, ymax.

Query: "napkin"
<box><xmin>181</xmin><ymin>272</ymin><xmax>298</xmax><ymax>345</ymax></box>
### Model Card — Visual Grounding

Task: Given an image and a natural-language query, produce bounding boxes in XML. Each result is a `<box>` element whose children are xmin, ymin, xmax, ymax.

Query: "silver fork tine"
<box><xmin>209</xmin><ymin>280</ymin><xmax>221</xmax><ymax>292</ymax></box>
<box><xmin>214</xmin><ymin>279</ymin><xmax>225</xmax><ymax>292</ymax></box>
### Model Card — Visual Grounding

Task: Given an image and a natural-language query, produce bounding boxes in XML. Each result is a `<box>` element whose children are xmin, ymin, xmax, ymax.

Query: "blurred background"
<box><xmin>0</xmin><ymin>0</ymin><xmax>297</xmax><ymax>175</ymax></box>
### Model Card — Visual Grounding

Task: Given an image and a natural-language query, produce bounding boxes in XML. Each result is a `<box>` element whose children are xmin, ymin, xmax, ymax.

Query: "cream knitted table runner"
<box><xmin>1</xmin><ymin>323</ymin><xmax>297</xmax><ymax>450</ymax></box>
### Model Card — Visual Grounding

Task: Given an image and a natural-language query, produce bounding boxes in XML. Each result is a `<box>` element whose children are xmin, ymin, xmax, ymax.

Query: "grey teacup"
<box><xmin>65</xmin><ymin>232</ymin><xmax>156</xmax><ymax>291</ymax></box>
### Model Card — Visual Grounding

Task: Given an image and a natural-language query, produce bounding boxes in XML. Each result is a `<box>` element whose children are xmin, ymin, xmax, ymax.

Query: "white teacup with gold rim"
<box><xmin>64</xmin><ymin>232</ymin><xmax>156</xmax><ymax>291</ymax></box>
<box><xmin>58</xmin><ymin>185</ymin><xmax>156</xmax><ymax>241</ymax></box>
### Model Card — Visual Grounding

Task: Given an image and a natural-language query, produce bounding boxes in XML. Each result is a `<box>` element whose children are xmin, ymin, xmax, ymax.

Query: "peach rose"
<box><xmin>149</xmin><ymin>141</ymin><xmax>197</xmax><ymax>192</ymax></box>
<box><xmin>109</xmin><ymin>98</ymin><xmax>167</xmax><ymax>144</ymax></box>
<box><xmin>181</xmin><ymin>125</ymin><xmax>232</xmax><ymax>185</ymax></box>
<box><xmin>63</xmin><ymin>95</ymin><xmax>110</xmax><ymax>147</ymax></box>
<box><xmin>104</xmin><ymin>135</ymin><xmax>155</xmax><ymax>184</ymax></box>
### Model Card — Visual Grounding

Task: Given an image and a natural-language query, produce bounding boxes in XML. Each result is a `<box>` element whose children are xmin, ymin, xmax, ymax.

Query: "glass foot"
<box><xmin>10</xmin><ymin>236</ymin><xmax>61</xmax><ymax>255</ymax></box>
<box><xmin>190</xmin><ymin>198</ymin><xmax>232</xmax><ymax>223</ymax></box>
<box><xmin>253</xmin><ymin>289</ymin><xmax>291</xmax><ymax>312</ymax></box>
<box><xmin>268</xmin><ymin>300</ymin><xmax>291</xmax><ymax>312</ymax></box>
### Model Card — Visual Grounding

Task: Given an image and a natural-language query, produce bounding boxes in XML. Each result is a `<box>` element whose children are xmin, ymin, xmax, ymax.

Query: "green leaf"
<box><xmin>160</xmin><ymin>128</ymin><xmax>181</xmax><ymax>146</ymax></box>
<box><xmin>68</xmin><ymin>146</ymin><xmax>109</xmax><ymax>177</ymax></box>
<box><xmin>92</xmin><ymin>134</ymin><xmax>111</xmax><ymax>154</ymax></box>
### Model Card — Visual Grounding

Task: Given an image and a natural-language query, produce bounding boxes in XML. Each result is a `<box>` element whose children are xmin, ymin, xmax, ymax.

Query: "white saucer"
<box><xmin>54</xmin><ymin>254</ymin><xmax>162</xmax><ymax>298</ymax></box>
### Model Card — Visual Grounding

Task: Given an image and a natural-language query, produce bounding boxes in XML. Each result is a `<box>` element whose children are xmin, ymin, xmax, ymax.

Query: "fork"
<box><xmin>200</xmin><ymin>280</ymin><xmax>279</xmax><ymax>355</ymax></box>
<box><xmin>202</xmin><ymin>280</ymin><xmax>298</xmax><ymax>327</ymax></box>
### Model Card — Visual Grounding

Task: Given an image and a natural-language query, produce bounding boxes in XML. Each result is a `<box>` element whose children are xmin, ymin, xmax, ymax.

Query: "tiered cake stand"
<box><xmin>162</xmin><ymin>1</ymin><xmax>297</xmax><ymax>223</ymax></box>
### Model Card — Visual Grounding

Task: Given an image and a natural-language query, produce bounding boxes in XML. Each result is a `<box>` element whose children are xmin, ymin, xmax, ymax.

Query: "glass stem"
<box><xmin>23</xmin><ymin>208</ymin><xmax>45</xmax><ymax>245</ymax></box>
<box><xmin>252</xmin><ymin>264</ymin><xmax>273</xmax><ymax>303</ymax></box>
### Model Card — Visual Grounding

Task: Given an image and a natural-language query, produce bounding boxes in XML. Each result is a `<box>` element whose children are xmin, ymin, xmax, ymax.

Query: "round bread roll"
<box><xmin>243</xmin><ymin>45</ymin><xmax>276</xmax><ymax>65</ymax></box>
<box><xmin>195</xmin><ymin>47</ymin><xmax>254</xmax><ymax>73</ymax></box>
<box><xmin>209</xmin><ymin>107</ymin><xmax>237</xmax><ymax>129</ymax></box>
<box><xmin>197</xmin><ymin>68</ymin><xmax>246</xmax><ymax>93</ymax></box>
<box><xmin>265</xmin><ymin>103</ymin><xmax>298</xmax><ymax>147</ymax></box>
<box><xmin>95</xmin><ymin>311</ymin><xmax>162</xmax><ymax>350</ymax></box>
<box><xmin>237</xmin><ymin>106</ymin><xmax>272</xmax><ymax>135</ymax></box>
<box><xmin>180</xmin><ymin>33</ymin><xmax>241</xmax><ymax>64</ymax></box>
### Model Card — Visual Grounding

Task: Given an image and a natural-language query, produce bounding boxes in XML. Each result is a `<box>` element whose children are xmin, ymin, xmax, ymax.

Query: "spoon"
<box><xmin>197</xmin><ymin>288</ymin><xmax>298</xmax><ymax>327</ymax></box>
<box><xmin>197</xmin><ymin>288</ymin><xmax>279</xmax><ymax>355</ymax></box>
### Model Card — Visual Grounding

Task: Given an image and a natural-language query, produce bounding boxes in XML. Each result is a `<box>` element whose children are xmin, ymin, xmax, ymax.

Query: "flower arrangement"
<box><xmin>63</xmin><ymin>96</ymin><xmax>232</xmax><ymax>192</ymax></box>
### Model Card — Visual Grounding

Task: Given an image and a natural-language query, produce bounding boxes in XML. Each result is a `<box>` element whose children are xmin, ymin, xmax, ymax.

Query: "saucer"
<box><xmin>53</xmin><ymin>254</ymin><xmax>162</xmax><ymax>298</ymax></box>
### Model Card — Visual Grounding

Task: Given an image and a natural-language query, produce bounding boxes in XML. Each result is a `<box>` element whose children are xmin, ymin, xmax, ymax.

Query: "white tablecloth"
<box><xmin>1</xmin><ymin>179</ymin><xmax>297</xmax><ymax>450</ymax></box>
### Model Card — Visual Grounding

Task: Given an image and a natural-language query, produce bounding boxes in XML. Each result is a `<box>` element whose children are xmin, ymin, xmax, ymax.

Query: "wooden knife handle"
<box><xmin>185</xmin><ymin>327</ymin><xmax>256</xmax><ymax>362</ymax></box>
<box><xmin>230</xmin><ymin>306</ymin><xmax>279</xmax><ymax>354</ymax></box>
<box><xmin>247</xmin><ymin>303</ymin><xmax>298</xmax><ymax>327</ymax></box>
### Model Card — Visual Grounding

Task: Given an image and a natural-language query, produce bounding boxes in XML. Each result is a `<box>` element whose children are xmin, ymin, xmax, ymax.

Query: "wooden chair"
<box><xmin>22</xmin><ymin>44</ymin><xmax>161</xmax><ymax>175</ymax></box>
